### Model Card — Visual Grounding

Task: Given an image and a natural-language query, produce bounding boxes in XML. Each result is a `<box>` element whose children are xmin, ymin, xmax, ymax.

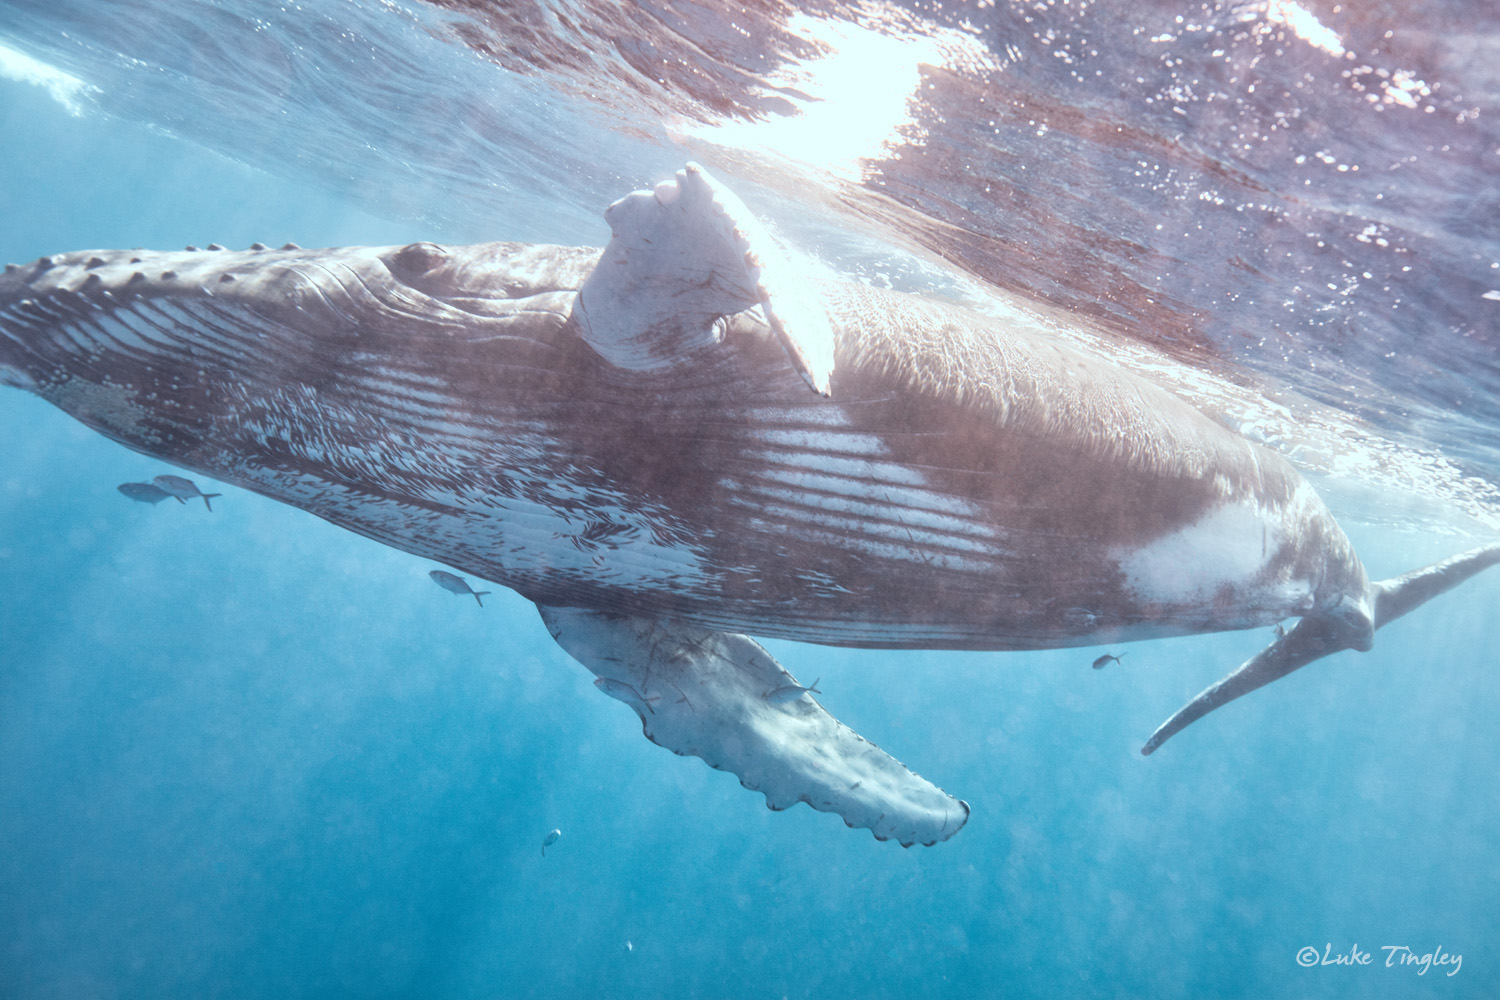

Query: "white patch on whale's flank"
<box><xmin>1116</xmin><ymin>497</ymin><xmax>1290</xmax><ymax>608</ymax></box>
<box><xmin>0</xmin><ymin>41</ymin><xmax>99</xmax><ymax>115</ymax></box>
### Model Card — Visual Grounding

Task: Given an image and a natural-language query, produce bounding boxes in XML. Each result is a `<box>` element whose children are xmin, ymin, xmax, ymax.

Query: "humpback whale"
<box><xmin>1</xmin><ymin>163</ymin><xmax>1495</xmax><ymax>846</ymax></box>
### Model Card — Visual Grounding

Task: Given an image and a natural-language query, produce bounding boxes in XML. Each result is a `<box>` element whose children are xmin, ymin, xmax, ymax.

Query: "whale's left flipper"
<box><xmin>571</xmin><ymin>162</ymin><xmax>835</xmax><ymax>395</ymax></box>
<box><xmin>1143</xmin><ymin>541</ymin><xmax>1500</xmax><ymax>754</ymax></box>
<box><xmin>539</xmin><ymin>605</ymin><xmax>969</xmax><ymax>846</ymax></box>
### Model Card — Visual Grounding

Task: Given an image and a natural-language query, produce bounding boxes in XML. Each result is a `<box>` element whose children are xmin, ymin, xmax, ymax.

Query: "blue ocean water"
<box><xmin>1</xmin><ymin>2</ymin><xmax>1497</xmax><ymax>997</ymax></box>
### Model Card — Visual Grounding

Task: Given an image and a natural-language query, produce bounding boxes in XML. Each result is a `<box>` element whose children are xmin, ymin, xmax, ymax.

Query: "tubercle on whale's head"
<box><xmin>376</xmin><ymin>240</ymin><xmax>600</xmax><ymax>305</ymax></box>
<box><xmin>0</xmin><ymin>240</ymin><xmax>602</xmax><ymax>320</ymax></box>
<box><xmin>0</xmin><ymin>241</ymin><xmax>604</xmax><ymax>380</ymax></box>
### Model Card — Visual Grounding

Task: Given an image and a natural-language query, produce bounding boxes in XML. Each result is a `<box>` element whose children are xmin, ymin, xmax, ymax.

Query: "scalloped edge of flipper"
<box><xmin>572</xmin><ymin>163</ymin><xmax>834</xmax><ymax>395</ymax></box>
<box><xmin>539</xmin><ymin>605</ymin><xmax>968</xmax><ymax>846</ymax></box>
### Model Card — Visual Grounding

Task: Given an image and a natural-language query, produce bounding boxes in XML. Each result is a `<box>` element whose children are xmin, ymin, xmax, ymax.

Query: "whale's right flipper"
<box><xmin>1143</xmin><ymin>541</ymin><xmax>1500</xmax><ymax>755</ymax></box>
<box><xmin>538</xmin><ymin>605</ymin><xmax>969</xmax><ymax>846</ymax></box>
<box><xmin>570</xmin><ymin>162</ymin><xmax>835</xmax><ymax>395</ymax></box>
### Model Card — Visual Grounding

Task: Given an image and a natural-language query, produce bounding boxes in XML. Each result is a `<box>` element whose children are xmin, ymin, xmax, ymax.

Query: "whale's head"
<box><xmin>0</xmin><ymin>241</ymin><xmax>606</xmax><ymax>451</ymax></box>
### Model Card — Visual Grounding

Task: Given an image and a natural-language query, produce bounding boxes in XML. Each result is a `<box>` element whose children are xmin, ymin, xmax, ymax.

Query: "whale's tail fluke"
<box><xmin>1143</xmin><ymin>541</ymin><xmax>1500</xmax><ymax>755</ymax></box>
<box><xmin>1370</xmin><ymin>542</ymin><xmax>1500</xmax><ymax>629</ymax></box>
<box><xmin>1140</xmin><ymin>613</ymin><xmax>1356</xmax><ymax>755</ymax></box>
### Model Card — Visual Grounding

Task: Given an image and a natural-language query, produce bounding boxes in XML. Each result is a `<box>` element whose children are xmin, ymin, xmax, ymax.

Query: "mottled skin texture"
<box><xmin>0</xmin><ymin>239</ymin><xmax>1370</xmax><ymax>653</ymax></box>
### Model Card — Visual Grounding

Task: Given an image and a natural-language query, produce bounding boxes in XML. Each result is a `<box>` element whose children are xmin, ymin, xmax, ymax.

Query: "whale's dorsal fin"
<box><xmin>571</xmin><ymin>162</ymin><xmax>835</xmax><ymax>395</ymax></box>
<box><xmin>538</xmin><ymin>605</ymin><xmax>968</xmax><ymax>846</ymax></box>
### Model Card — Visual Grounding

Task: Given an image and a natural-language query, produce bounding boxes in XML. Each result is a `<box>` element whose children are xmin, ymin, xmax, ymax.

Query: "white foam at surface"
<box><xmin>0</xmin><ymin>40</ymin><xmax>98</xmax><ymax>115</ymax></box>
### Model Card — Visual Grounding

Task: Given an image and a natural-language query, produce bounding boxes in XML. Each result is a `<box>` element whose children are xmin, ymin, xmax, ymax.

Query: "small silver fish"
<box><xmin>117</xmin><ymin>482</ymin><xmax>171</xmax><ymax>504</ymax></box>
<box><xmin>1091</xmin><ymin>652</ymin><xmax>1125</xmax><ymax>670</ymax></box>
<box><xmin>764</xmin><ymin>676</ymin><xmax>821</xmax><ymax>703</ymax></box>
<box><xmin>593</xmin><ymin>677</ymin><xmax>661</xmax><ymax>714</ymax></box>
<box><xmin>428</xmin><ymin>569</ymin><xmax>492</xmax><ymax>607</ymax></box>
<box><xmin>542</xmin><ymin>828</ymin><xmax>561</xmax><ymax>856</ymax></box>
<box><xmin>151</xmin><ymin>474</ymin><xmax>222</xmax><ymax>511</ymax></box>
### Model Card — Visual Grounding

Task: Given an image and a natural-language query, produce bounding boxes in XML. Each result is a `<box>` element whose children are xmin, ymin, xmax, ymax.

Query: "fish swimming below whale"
<box><xmin>0</xmin><ymin>162</ymin><xmax>1496</xmax><ymax>846</ymax></box>
<box><xmin>541</xmin><ymin>829</ymin><xmax>562</xmax><ymax>857</ymax></box>
<box><xmin>118</xmin><ymin>481</ymin><xmax>173</xmax><ymax>505</ymax></box>
<box><xmin>151</xmin><ymin>474</ymin><xmax>222</xmax><ymax>511</ymax></box>
<box><xmin>429</xmin><ymin>569</ymin><xmax>492</xmax><ymax>607</ymax></box>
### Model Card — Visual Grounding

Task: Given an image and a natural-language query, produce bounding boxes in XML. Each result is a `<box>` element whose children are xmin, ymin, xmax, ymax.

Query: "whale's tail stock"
<box><xmin>1143</xmin><ymin>541</ymin><xmax>1500</xmax><ymax>755</ymax></box>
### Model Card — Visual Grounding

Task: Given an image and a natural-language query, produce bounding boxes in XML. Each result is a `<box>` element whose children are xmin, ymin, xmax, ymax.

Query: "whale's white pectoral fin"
<box><xmin>538</xmin><ymin>605</ymin><xmax>968</xmax><ymax>846</ymax></box>
<box><xmin>572</xmin><ymin>162</ymin><xmax>835</xmax><ymax>395</ymax></box>
<box><xmin>695</xmin><ymin>167</ymin><xmax>837</xmax><ymax>396</ymax></box>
